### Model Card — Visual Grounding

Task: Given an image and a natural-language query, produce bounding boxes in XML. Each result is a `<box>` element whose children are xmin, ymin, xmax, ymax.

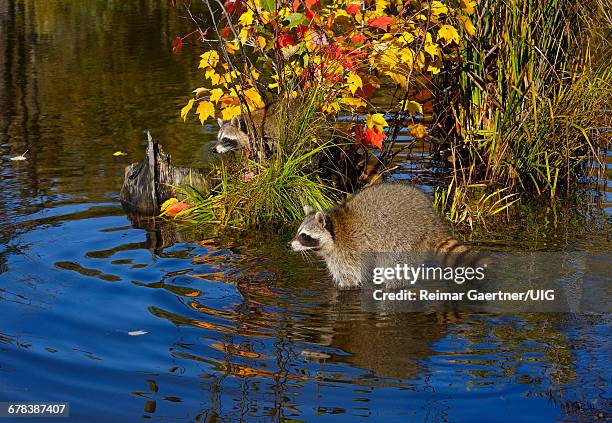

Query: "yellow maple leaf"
<box><xmin>385</xmin><ymin>70</ymin><xmax>407</xmax><ymax>87</ymax></box>
<box><xmin>221</xmin><ymin>105</ymin><xmax>242</xmax><ymax>120</ymax></box>
<box><xmin>210</xmin><ymin>88</ymin><xmax>224</xmax><ymax>103</ymax></box>
<box><xmin>334</xmin><ymin>9</ymin><xmax>352</xmax><ymax>21</ymax></box>
<box><xmin>340</xmin><ymin>97</ymin><xmax>367</xmax><ymax>108</ymax></box>
<box><xmin>416</xmin><ymin>51</ymin><xmax>426</xmax><ymax>68</ymax></box>
<box><xmin>322</xmin><ymin>101</ymin><xmax>341</xmax><ymax>114</ymax></box>
<box><xmin>250</xmin><ymin>67</ymin><xmax>260</xmax><ymax>80</ymax></box>
<box><xmin>238</xmin><ymin>9</ymin><xmax>254</xmax><ymax>26</ymax></box>
<box><xmin>226</xmin><ymin>70</ymin><xmax>241</xmax><ymax>84</ymax></box>
<box><xmin>461</xmin><ymin>0</ymin><xmax>477</xmax><ymax>15</ymax></box>
<box><xmin>226</xmin><ymin>42</ymin><xmax>239</xmax><ymax>54</ymax></box>
<box><xmin>239</xmin><ymin>28</ymin><xmax>250</xmax><ymax>43</ymax></box>
<box><xmin>399</xmin><ymin>48</ymin><xmax>415</xmax><ymax>64</ymax></box>
<box><xmin>457</xmin><ymin>15</ymin><xmax>476</xmax><ymax>37</ymax></box>
<box><xmin>428</xmin><ymin>63</ymin><xmax>442</xmax><ymax>74</ymax></box>
<box><xmin>113</xmin><ymin>151</ymin><xmax>127</xmax><ymax>156</ymax></box>
<box><xmin>196</xmin><ymin>101</ymin><xmax>215</xmax><ymax>124</ymax></box>
<box><xmin>410</xmin><ymin>124</ymin><xmax>428</xmax><ymax>138</ymax></box>
<box><xmin>180</xmin><ymin>98</ymin><xmax>195</xmax><ymax>122</ymax></box>
<box><xmin>199</xmin><ymin>51</ymin><xmax>219</xmax><ymax>69</ymax></box>
<box><xmin>424</xmin><ymin>33</ymin><xmax>441</xmax><ymax>58</ymax></box>
<box><xmin>205</xmin><ymin>68</ymin><xmax>221</xmax><ymax>85</ymax></box>
<box><xmin>256</xmin><ymin>35</ymin><xmax>266</xmax><ymax>49</ymax></box>
<box><xmin>277</xmin><ymin>6</ymin><xmax>291</xmax><ymax>19</ymax></box>
<box><xmin>244</xmin><ymin>88</ymin><xmax>265</xmax><ymax>109</ymax></box>
<box><xmin>366</xmin><ymin>113</ymin><xmax>388</xmax><ymax>132</ymax></box>
<box><xmin>259</xmin><ymin>11</ymin><xmax>271</xmax><ymax>24</ymax></box>
<box><xmin>346</xmin><ymin>73</ymin><xmax>363</xmax><ymax>95</ymax></box>
<box><xmin>399</xmin><ymin>31</ymin><xmax>415</xmax><ymax>45</ymax></box>
<box><xmin>430</xmin><ymin>1</ymin><xmax>448</xmax><ymax>16</ymax></box>
<box><xmin>438</xmin><ymin>24</ymin><xmax>461</xmax><ymax>46</ymax></box>
<box><xmin>404</xmin><ymin>100</ymin><xmax>423</xmax><ymax>115</ymax></box>
<box><xmin>375</xmin><ymin>0</ymin><xmax>389</xmax><ymax>12</ymax></box>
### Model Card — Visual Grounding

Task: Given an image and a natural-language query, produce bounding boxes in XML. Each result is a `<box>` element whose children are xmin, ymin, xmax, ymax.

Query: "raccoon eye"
<box><xmin>220</xmin><ymin>137</ymin><xmax>236</xmax><ymax>146</ymax></box>
<box><xmin>299</xmin><ymin>233</ymin><xmax>317</xmax><ymax>243</ymax></box>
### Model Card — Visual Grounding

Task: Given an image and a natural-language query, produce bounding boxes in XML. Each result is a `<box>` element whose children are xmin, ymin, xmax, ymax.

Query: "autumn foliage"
<box><xmin>181</xmin><ymin>0</ymin><xmax>476</xmax><ymax>151</ymax></box>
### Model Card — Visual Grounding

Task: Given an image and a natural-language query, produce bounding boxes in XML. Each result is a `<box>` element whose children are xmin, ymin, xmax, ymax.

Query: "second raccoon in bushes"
<box><xmin>289</xmin><ymin>182</ymin><xmax>483</xmax><ymax>289</ymax></box>
<box><xmin>214</xmin><ymin>102</ymin><xmax>281</xmax><ymax>154</ymax></box>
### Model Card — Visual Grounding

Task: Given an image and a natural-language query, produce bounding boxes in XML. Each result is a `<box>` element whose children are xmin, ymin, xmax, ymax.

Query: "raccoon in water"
<box><xmin>289</xmin><ymin>182</ymin><xmax>484</xmax><ymax>289</ymax></box>
<box><xmin>213</xmin><ymin>102</ymin><xmax>281</xmax><ymax>154</ymax></box>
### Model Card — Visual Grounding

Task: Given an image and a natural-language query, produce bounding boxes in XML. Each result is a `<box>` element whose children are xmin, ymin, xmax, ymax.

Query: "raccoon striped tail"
<box><xmin>434</xmin><ymin>237</ymin><xmax>489</xmax><ymax>270</ymax></box>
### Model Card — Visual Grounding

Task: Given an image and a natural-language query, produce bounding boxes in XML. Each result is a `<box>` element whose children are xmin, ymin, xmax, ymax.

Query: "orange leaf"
<box><xmin>351</xmin><ymin>33</ymin><xmax>366</xmax><ymax>44</ymax></box>
<box><xmin>166</xmin><ymin>201</ymin><xmax>189</xmax><ymax>215</ymax></box>
<box><xmin>346</xmin><ymin>3</ymin><xmax>361</xmax><ymax>14</ymax></box>
<box><xmin>305</xmin><ymin>0</ymin><xmax>320</xmax><ymax>9</ymax></box>
<box><xmin>364</xmin><ymin>127</ymin><xmax>386</xmax><ymax>150</ymax></box>
<box><xmin>368</xmin><ymin>15</ymin><xmax>394</xmax><ymax>30</ymax></box>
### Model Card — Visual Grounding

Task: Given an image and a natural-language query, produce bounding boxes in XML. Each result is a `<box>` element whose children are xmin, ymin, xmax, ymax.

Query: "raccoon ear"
<box><xmin>230</xmin><ymin>116</ymin><xmax>241</xmax><ymax>128</ymax></box>
<box><xmin>217</xmin><ymin>117</ymin><xmax>224</xmax><ymax>127</ymax></box>
<box><xmin>315</xmin><ymin>211</ymin><xmax>326</xmax><ymax>227</ymax></box>
<box><xmin>303</xmin><ymin>205</ymin><xmax>314</xmax><ymax>215</ymax></box>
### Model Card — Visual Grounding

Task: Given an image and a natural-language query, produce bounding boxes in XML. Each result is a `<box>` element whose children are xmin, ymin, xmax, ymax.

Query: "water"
<box><xmin>0</xmin><ymin>1</ymin><xmax>610</xmax><ymax>421</ymax></box>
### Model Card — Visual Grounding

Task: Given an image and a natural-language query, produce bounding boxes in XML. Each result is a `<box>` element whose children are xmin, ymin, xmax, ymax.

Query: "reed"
<box><xmin>434</xmin><ymin>0</ymin><xmax>611</xmax><ymax>225</ymax></box>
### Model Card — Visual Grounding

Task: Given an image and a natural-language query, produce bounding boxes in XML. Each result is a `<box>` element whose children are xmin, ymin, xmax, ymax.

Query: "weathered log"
<box><xmin>120</xmin><ymin>131</ymin><xmax>211</xmax><ymax>215</ymax></box>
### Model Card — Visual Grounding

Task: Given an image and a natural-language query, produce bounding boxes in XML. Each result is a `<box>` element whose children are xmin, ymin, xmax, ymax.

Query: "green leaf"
<box><xmin>282</xmin><ymin>13</ymin><xmax>306</xmax><ymax>28</ymax></box>
<box><xmin>261</xmin><ymin>0</ymin><xmax>275</xmax><ymax>12</ymax></box>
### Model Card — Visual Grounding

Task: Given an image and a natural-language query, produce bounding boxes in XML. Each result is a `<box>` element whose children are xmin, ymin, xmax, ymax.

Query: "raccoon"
<box><xmin>214</xmin><ymin>102</ymin><xmax>281</xmax><ymax>154</ymax></box>
<box><xmin>289</xmin><ymin>182</ymin><xmax>483</xmax><ymax>289</ymax></box>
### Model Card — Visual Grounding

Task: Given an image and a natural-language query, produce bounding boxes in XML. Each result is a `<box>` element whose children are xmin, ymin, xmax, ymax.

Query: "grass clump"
<box><xmin>180</xmin><ymin>91</ymin><xmax>341</xmax><ymax>227</ymax></box>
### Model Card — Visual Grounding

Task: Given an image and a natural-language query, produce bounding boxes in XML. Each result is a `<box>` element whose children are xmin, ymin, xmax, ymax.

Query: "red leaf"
<box><xmin>171</xmin><ymin>36</ymin><xmax>183</xmax><ymax>55</ymax></box>
<box><xmin>357</xmin><ymin>75</ymin><xmax>377</xmax><ymax>98</ymax></box>
<box><xmin>166</xmin><ymin>202</ymin><xmax>189</xmax><ymax>215</ymax></box>
<box><xmin>368</xmin><ymin>15</ymin><xmax>395</xmax><ymax>30</ymax></box>
<box><xmin>297</xmin><ymin>24</ymin><xmax>314</xmax><ymax>37</ymax></box>
<box><xmin>305</xmin><ymin>9</ymin><xmax>316</xmax><ymax>20</ymax></box>
<box><xmin>350</xmin><ymin>33</ymin><xmax>366</xmax><ymax>44</ymax></box>
<box><xmin>278</xmin><ymin>33</ymin><xmax>296</xmax><ymax>48</ymax></box>
<box><xmin>346</xmin><ymin>3</ymin><xmax>361</xmax><ymax>15</ymax></box>
<box><xmin>364</xmin><ymin>127</ymin><xmax>386</xmax><ymax>150</ymax></box>
<box><xmin>293</xmin><ymin>0</ymin><xmax>301</xmax><ymax>12</ymax></box>
<box><xmin>305</xmin><ymin>0</ymin><xmax>321</xmax><ymax>9</ymax></box>
<box><xmin>223</xmin><ymin>0</ymin><xmax>246</xmax><ymax>16</ymax></box>
<box><xmin>220</xmin><ymin>26</ymin><xmax>232</xmax><ymax>39</ymax></box>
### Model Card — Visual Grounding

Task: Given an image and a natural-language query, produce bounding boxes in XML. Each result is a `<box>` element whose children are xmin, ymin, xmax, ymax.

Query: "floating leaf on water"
<box><xmin>160</xmin><ymin>197</ymin><xmax>189</xmax><ymax>216</ymax></box>
<box><xmin>9</xmin><ymin>150</ymin><xmax>28</xmax><ymax>161</ymax></box>
<box><xmin>113</xmin><ymin>151</ymin><xmax>127</xmax><ymax>156</ymax></box>
<box><xmin>128</xmin><ymin>330</ymin><xmax>148</xmax><ymax>336</ymax></box>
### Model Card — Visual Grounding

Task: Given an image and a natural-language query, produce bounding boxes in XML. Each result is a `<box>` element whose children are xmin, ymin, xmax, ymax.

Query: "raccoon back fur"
<box><xmin>214</xmin><ymin>102</ymin><xmax>281</xmax><ymax>154</ymax></box>
<box><xmin>289</xmin><ymin>182</ymin><xmax>481</xmax><ymax>289</ymax></box>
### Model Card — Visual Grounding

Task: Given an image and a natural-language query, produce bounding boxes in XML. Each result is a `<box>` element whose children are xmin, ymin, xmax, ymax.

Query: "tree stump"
<box><xmin>120</xmin><ymin>131</ymin><xmax>211</xmax><ymax>216</ymax></box>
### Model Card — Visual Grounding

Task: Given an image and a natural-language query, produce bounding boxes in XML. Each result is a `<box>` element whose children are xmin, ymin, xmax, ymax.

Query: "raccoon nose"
<box><xmin>286</xmin><ymin>240</ymin><xmax>292</xmax><ymax>249</ymax></box>
<box><xmin>209</xmin><ymin>144</ymin><xmax>219</xmax><ymax>154</ymax></box>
